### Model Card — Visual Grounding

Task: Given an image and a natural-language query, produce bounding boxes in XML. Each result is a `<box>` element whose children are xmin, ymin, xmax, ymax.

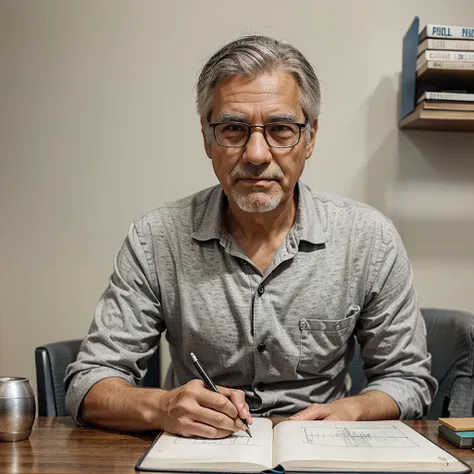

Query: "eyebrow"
<box><xmin>266</xmin><ymin>113</ymin><xmax>299</xmax><ymax>123</ymax></box>
<box><xmin>215</xmin><ymin>111</ymin><xmax>246</xmax><ymax>122</ymax></box>
<box><xmin>214</xmin><ymin>111</ymin><xmax>302</xmax><ymax>123</ymax></box>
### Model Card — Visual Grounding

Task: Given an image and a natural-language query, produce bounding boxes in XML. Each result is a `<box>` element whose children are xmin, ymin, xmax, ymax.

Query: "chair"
<box><xmin>35</xmin><ymin>339</ymin><xmax>161</xmax><ymax>416</ymax></box>
<box><xmin>348</xmin><ymin>307</ymin><xmax>474</xmax><ymax>419</ymax></box>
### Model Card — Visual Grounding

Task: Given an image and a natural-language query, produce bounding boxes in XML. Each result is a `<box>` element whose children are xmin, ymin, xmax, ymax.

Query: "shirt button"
<box><xmin>256</xmin><ymin>382</ymin><xmax>265</xmax><ymax>392</ymax></box>
<box><xmin>257</xmin><ymin>342</ymin><xmax>266</xmax><ymax>352</ymax></box>
<box><xmin>258</xmin><ymin>285</ymin><xmax>265</xmax><ymax>296</ymax></box>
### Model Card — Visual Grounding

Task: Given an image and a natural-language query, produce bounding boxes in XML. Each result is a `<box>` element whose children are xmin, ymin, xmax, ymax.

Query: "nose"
<box><xmin>242</xmin><ymin>128</ymin><xmax>272</xmax><ymax>166</ymax></box>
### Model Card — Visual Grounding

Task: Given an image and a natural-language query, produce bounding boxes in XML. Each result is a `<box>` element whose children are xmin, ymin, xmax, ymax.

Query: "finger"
<box><xmin>324</xmin><ymin>414</ymin><xmax>342</xmax><ymax>421</ymax></box>
<box><xmin>288</xmin><ymin>404</ymin><xmax>331</xmax><ymax>420</ymax></box>
<box><xmin>191</xmin><ymin>385</ymin><xmax>247</xmax><ymax>431</ymax></box>
<box><xmin>196</xmin><ymin>388</ymin><xmax>239</xmax><ymax>419</ymax></box>
<box><xmin>192</xmin><ymin>405</ymin><xmax>245</xmax><ymax>433</ymax></box>
<box><xmin>184</xmin><ymin>420</ymin><xmax>234</xmax><ymax>439</ymax></box>
<box><xmin>218</xmin><ymin>386</ymin><xmax>253</xmax><ymax>425</ymax></box>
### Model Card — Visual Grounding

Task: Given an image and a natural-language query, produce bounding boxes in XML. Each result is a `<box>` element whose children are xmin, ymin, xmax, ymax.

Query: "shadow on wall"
<box><xmin>394</xmin><ymin>129</ymin><xmax>474</xmax><ymax>262</ymax></box>
<box><xmin>353</xmin><ymin>75</ymin><xmax>474</xmax><ymax>263</ymax></box>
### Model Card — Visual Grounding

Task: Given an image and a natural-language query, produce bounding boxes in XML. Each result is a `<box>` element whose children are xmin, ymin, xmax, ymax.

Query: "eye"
<box><xmin>221</xmin><ymin>123</ymin><xmax>247</xmax><ymax>133</ymax></box>
<box><xmin>267</xmin><ymin>123</ymin><xmax>297</xmax><ymax>135</ymax></box>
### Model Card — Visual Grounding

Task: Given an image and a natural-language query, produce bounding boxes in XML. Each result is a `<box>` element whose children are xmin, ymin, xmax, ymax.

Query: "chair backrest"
<box><xmin>348</xmin><ymin>307</ymin><xmax>474</xmax><ymax>419</ymax></box>
<box><xmin>35</xmin><ymin>339</ymin><xmax>161</xmax><ymax>416</ymax></box>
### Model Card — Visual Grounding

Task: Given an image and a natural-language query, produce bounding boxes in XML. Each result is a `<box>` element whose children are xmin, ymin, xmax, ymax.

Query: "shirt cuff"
<box><xmin>360</xmin><ymin>380</ymin><xmax>425</xmax><ymax>419</ymax></box>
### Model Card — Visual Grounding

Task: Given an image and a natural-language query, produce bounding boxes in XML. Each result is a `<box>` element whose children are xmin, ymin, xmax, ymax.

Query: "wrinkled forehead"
<box><xmin>210</xmin><ymin>70</ymin><xmax>304</xmax><ymax>122</ymax></box>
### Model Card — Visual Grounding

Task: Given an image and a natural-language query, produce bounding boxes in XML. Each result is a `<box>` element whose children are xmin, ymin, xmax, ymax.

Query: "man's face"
<box><xmin>202</xmin><ymin>70</ymin><xmax>317</xmax><ymax>214</ymax></box>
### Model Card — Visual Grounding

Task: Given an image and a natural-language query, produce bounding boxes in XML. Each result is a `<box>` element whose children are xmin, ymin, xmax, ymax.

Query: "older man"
<box><xmin>65</xmin><ymin>35</ymin><xmax>437</xmax><ymax>438</ymax></box>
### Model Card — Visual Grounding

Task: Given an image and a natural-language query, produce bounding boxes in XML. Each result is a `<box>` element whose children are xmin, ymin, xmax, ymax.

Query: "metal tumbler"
<box><xmin>0</xmin><ymin>376</ymin><xmax>36</xmax><ymax>441</ymax></box>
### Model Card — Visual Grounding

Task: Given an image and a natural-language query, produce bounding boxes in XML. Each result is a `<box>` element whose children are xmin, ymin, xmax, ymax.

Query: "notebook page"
<box><xmin>140</xmin><ymin>417</ymin><xmax>273</xmax><ymax>471</ymax></box>
<box><xmin>273</xmin><ymin>420</ymin><xmax>465</xmax><ymax>472</ymax></box>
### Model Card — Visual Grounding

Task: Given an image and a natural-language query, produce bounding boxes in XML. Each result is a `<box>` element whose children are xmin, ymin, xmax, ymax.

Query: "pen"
<box><xmin>190</xmin><ymin>352</ymin><xmax>252</xmax><ymax>437</ymax></box>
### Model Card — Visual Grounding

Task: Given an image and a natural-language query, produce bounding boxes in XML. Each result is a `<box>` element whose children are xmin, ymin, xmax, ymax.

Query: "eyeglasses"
<box><xmin>208</xmin><ymin>120</ymin><xmax>308</xmax><ymax>148</ymax></box>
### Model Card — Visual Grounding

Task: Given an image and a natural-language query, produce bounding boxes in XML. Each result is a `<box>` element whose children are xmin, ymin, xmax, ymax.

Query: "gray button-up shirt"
<box><xmin>65</xmin><ymin>182</ymin><xmax>437</xmax><ymax>422</ymax></box>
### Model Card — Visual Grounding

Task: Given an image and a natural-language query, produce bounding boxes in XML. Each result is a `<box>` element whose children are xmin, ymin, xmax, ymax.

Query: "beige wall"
<box><xmin>1</xmin><ymin>1</ymin><xmax>474</xmax><ymax>391</ymax></box>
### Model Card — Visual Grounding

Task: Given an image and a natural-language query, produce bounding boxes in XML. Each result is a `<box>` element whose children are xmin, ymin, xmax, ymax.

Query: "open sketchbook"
<box><xmin>136</xmin><ymin>419</ymin><xmax>471</xmax><ymax>473</ymax></box>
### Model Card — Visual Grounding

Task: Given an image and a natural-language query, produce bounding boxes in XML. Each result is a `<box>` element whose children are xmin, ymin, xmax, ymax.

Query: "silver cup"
<box><xmin>0</xmin><ymin>377</ymin><xmax>36</xmax><ymax>441</ymax></box>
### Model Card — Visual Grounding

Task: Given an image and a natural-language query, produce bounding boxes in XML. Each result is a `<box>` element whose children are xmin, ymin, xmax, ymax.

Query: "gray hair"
<box><xmin>196</xmin><ymin>35</ymin><xmax>321</xmax><ymax>129</ymax></box>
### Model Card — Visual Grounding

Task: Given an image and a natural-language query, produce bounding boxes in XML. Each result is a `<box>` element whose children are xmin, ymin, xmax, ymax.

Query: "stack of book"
<box><xmin>438</xmin><ymin>418</ymin><xmax>474</xmax><ymax>449</ymax></box>
<box><xmin>415</xmin><ymin>23</ymin><xmax>474</xmax><ymax>120</ymax></box>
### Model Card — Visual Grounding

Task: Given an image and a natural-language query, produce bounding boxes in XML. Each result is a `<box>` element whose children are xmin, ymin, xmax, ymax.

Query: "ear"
<box><xmin>201</xmin><ymin>118</ymin><xmax>212</xmax><ymax>159</ymax></box>
<box><xmin>304</xmin><ymin>119</ymin><xmax>318</xmax><ymax>160</ymax></box>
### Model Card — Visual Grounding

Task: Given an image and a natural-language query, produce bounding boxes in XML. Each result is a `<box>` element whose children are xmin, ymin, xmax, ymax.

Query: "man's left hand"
<box><xmin>288</xmin><ymin>391</ymin><xmax>400</xmax><ymax>421</ymax></box>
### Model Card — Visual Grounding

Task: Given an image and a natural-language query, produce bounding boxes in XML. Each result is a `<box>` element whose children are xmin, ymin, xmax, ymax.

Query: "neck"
<box><xmin>226</xmin><ymin>190</ymin><xmax>298</xmax><ymax>242</ymax></box>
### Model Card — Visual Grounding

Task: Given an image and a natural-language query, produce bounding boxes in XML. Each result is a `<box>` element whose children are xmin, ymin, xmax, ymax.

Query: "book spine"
<box><xmin>421</xmin><ymin>24</ymin><xmax>474</xmax><ymax>40</ymax></box>
<box><xmin>422</xmin><ymin>92</ymin><xmax>474</xmax><ymax>102</ymax></box>
<box><xmin>421</xmin><ymin>50</ymin><xmax>474</xmax><ymax>61</ymax></box>
<box><xmin>417</xmin><ymin>58</ymin><xmax>474</xmax><ymax>71</ymax></box>
<box><xmin>438</xmin><ymin>425</ymin><xmax>474</xmax><ymax>448</ymax></box>
<box><xmin>418</xmin><ymin>38</ymin><xmax>474</xmax><ymax>55</ymax></box>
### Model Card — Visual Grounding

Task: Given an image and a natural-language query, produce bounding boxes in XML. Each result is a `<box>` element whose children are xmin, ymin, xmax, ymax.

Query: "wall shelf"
<box><xmin>399</xmin><ymin>17</ymin><xmax>474</xmax><ymax>132</ymax></box>
<box><xmin>400</xmin><ymin>108</ymin><xmax>474</xmax><ymax>131</ymax></box>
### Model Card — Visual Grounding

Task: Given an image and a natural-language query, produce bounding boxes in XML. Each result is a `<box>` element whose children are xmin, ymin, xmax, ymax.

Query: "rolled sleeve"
<box><xmin>357</xmin><ymin>221</ymin><xmax>438</xmax><ymax>419</ymax></box>
<box><xmin>65</xmin><ymin>368</ymin><xmax>135</xmax><ymax>426</ymax></box>
<box><xmin>65</xmin><ymin>222</ymin><xmax>165</xmax><ymax>424</ymax></box>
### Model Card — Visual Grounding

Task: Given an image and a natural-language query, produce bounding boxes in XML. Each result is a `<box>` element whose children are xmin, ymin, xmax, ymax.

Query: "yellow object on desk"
<box><xmin>440</xmin><ymin>418</ymin><xmax>474</xmax><ymax>432</ymax></box>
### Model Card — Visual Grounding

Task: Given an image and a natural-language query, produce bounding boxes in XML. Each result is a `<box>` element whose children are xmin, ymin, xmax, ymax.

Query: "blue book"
<box><xmin>439</xmin><ymin>424</ymin><xmax>474</xmax><ymax>448</ymax></box>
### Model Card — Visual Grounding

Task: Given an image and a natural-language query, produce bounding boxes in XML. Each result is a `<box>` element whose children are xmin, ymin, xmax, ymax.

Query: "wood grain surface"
<box><xmin>0</xmin><ymin>418</ymin><xmax>472</xmax><ymax>473</ymax></box>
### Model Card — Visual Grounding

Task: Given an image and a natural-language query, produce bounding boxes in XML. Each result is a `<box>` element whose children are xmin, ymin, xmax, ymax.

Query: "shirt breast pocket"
<box><xmin>297</xmin><ymin>305</ymin><xmax>360</xmax><ymax>377</ymax></box>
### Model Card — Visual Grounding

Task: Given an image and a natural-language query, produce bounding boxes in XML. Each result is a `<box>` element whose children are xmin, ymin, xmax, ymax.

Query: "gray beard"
<box><xmin>230</xmin><ymin>187</ymin><xmax>282</xmax><ymax>213</ymax></box>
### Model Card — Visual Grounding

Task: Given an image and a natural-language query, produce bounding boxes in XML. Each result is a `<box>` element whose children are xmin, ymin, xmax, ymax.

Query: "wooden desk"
<box><xmin>1</xmin><ymin>418</ymin><xmax>473</xmax><ymax>473</ymax></box>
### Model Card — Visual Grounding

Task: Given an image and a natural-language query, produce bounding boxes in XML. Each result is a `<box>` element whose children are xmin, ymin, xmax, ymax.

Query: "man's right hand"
<box><xmin>81</xmin><ymin>377</ymin><xmax>252</xmax><ymax>438</ymax></box>
<box><xmin>157</xmin><ymin>379</ymin><xmax>252</xmax><ymax>438</ymax></box>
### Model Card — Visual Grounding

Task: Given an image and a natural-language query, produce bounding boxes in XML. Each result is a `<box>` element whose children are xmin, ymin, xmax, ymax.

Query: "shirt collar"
<box><xmin>295</xmin><ymin>181</ymin><xmax>327</xmax><ymax>245</ymax></box>
<box><xmin>191</xmin><ymin>181</ymin><xmax>327</xmax><ymax>245</ymax></box>
<box><xmin>191</xmin><ymin>186</ymin><xmax>225</xmax><ymax>242</ymax></box>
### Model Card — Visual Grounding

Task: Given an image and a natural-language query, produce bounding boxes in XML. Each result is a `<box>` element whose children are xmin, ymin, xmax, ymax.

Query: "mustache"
<box><xmin>230</xmin><ymin>164</ymin><xmax>284</xmax><ymax>181</ymax></box>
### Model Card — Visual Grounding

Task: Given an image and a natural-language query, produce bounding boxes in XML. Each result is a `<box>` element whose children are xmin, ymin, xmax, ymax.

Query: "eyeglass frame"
<box><xmin>207</xmin><ymin>119</ymin><xmax>309</xmax><ymax>149</ymax></box>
